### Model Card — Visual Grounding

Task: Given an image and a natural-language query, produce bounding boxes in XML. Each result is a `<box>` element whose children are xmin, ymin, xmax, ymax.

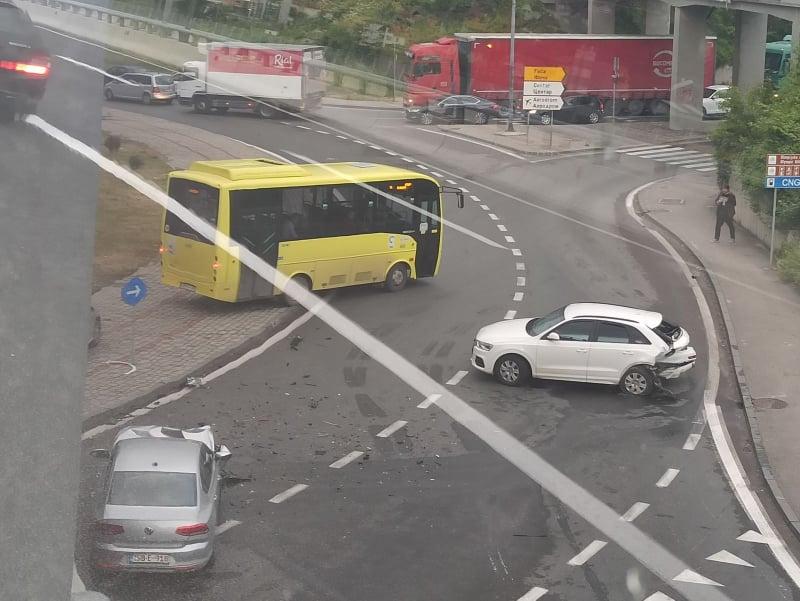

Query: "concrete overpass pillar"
<box><xmin>588</xmin><ymin>0</ymin><xmax>615</xmax><ymax>33</ymax></box>
<box><xmin>732</xmin><ymin>11</ymin><xmax>768</xmax><ymax>90</ymax></box>
<box><xmin>645</xmin><ymin>0</ymin><xmax>671</xmax><ymax>35</ymax></box>
<box><xmin>669</xmin><ymin>5</ymin><xmax>706</xmax><ymax>130</ymax></box>
<box><xmin>792</xmin><ymin>10</ymin><xmax>800</xmax><ymax>60</ymax></box>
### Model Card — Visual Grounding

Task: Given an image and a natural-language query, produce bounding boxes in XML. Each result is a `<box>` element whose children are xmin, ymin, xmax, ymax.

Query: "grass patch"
<box><xmin>93</xmin><ymin>135</ymin><xmax>170</xmax><ymax>292</ymax></box>
<box><xmin>777</xmin><ymin>241</ymin><xmax>800</xmax><ymax>288</ymax></box>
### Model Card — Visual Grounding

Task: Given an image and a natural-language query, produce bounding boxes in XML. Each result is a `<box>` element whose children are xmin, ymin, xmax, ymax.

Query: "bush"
<box><xmin>777</xmin><ymin>241</ymin><xmax>800</xmax><ymax>286</ymax></box>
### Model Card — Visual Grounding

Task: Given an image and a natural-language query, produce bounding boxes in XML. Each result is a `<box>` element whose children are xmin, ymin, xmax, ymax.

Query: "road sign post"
<box><xmin>121</xmin><ymin>277</ymin><xmax>148</xmax><ymax>362</ymax></box>
<box><xmin>523</xmin><ymin>66</ymin><xmax>566</xmax><ymax>150</ymax></box>
<box><xmin>764</xmin><ymin>154</ymin><xmax>800</xmax><ymax>265</ymax></box>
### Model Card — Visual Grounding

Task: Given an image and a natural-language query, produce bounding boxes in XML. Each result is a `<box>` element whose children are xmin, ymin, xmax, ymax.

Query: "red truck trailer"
<box><xmin>404</xmin><ymin>33</ymin><xmax>716</xmax><ymax>119</ymax></box>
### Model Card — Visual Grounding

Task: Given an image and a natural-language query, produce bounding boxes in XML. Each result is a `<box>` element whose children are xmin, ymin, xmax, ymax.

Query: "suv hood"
<box><xmin>476</xmin><ymin>319</ymin><xmax>531</xmax><ymax>343</ymax></box>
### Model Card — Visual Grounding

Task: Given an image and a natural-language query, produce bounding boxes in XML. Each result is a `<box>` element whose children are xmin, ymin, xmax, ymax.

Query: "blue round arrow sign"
<box><xmin>121</xmin><ymin>277</ymin><xmax>148</xmax><ymax>306</ymax></box>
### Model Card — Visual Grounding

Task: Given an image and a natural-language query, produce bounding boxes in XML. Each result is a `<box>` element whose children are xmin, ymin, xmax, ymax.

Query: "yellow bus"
<box><xmin>160</xmin><ymin>159</ymin><xmax>460</xmax><ymax>303</ymax></box>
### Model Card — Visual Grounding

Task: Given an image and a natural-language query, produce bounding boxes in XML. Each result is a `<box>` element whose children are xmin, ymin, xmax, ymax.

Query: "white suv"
<box><xmin>471</xmin><ymin>303</ymin><xmax>696</xmax><ymax>396</ymax></box>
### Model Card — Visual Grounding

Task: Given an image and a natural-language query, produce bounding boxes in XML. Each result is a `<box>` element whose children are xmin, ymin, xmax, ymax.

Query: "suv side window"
<box><xmin>595</xmin><ymin>321</ymin><xmax>630</xmax><ymax>343</ymax></box>
<box><xmin>552</xmin><ymin>319</ymin><xmax>595</xmax><ymax>342</ymax></box>
<box><xmin>627</xmin><ymin>325</ymin><xmax>651</xmax><ymax>345</ymax></box>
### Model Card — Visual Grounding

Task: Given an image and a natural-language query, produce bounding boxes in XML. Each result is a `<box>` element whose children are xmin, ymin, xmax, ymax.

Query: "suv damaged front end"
<box><xmin>652</xmin><ymin>321</ymin><xmax>696</xmax><ymax>380</ymax></box>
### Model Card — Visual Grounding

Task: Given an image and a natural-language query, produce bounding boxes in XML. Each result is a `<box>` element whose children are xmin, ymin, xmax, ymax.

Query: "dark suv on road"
<box><xmin>0</xmin><ymin>0</ymin><xmax>50</xmax><ymax>121</ymax></box>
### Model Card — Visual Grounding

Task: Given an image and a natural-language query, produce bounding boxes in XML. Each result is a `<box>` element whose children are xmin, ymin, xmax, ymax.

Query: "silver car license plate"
<box><xmin>130</xmin><ymin>553</ymin><xmax>170</xmax><ymax>564</ymax></box>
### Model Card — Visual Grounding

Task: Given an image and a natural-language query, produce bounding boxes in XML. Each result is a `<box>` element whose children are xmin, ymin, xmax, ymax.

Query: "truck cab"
<box><xmin>175</xmin><ymin>61</ymin><xmax>205</xmax><ymax>105</ymax></box>
<box><xmin>403</xmin><ymin>38</ymin><xmax>459</xmax><ymax>114</ymax></box>
<box><xmin>765</xmin><ymin>35</ymin><xmax>791</xmax><ymax>88</ymax></box>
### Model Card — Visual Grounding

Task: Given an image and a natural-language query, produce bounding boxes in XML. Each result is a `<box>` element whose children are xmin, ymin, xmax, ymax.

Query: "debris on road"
<box><xmin>290</xmin><ymin>336</ymin><xmax>303</xmax><ymax>350</ymax></box>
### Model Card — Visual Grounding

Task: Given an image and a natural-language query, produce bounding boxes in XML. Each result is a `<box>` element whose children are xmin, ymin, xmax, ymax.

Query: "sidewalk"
<box><xmin>637</xmin><ymin>171</ymin><xmax>800</xmax><ymax>533</ymax></box>
<box><xmin>439</xmin><ymin>118</ymin><xmax>716</xmax><ymax>156</ymax></box>
<box><xmin>86</xmin><ymin>108</ymin><xmax>296</xmax><ymax>422</ymax></box>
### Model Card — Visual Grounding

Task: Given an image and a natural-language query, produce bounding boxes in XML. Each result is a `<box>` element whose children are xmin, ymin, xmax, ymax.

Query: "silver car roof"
<box><xmin>113</xmin><ymin>438</ymin><xmax>201</xmax><ymax>474</ymax></box>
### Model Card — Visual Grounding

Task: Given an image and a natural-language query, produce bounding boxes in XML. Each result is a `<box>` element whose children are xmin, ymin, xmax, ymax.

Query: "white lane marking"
<box><xmin>516</xmin><ymin>276</ymin><xmax>526</xmax><ymax>286</ymax></box>
<box><xmin>354</xmin><ymin>140</ymin><xmax>367</xmax><ymax>145</ymax></box>
<box><xmin>651</xmin><ymin>151</ymin><xmax>705</xmax><ymax>161</ymax></box>
<box><xmin>296</xmin><ymin>125</ymin><xmax>311</xmax><ymax>130</ymax></box>
<box><xmin>517</xmin><ymin>586</ymin><xmax>548</xmax><ymax>601</ymax></box>
<box><xmin>505</xmin><ymin>235</ymin><xmax>516</xmax><ymax>243</ymax></box>
<box><xmin>417</xmin><ymin>393</ymin><xmax>441</xmax><ymax>409</ymax></box>
<box><xmin>682</xmin><ymin>162</ymin><xmax>717</xmax><ymax>169</ymax></box>
<box><xmin>269</xmin><ymin>484</ymin><xmax>309</xmax><ymax>504</ymax></box>
<box><xmin>56</xmin><ymin>54</ymin><xmax>128</xmax><ymax>85</ymax></box>
<box><xmin>216</xmin><ymin>519</ymin><xmax>242</xmax><ymax>535</ymax></box>
<box><xmin>655</xmin><ymin>468</ymin><xmax>680</xmax><ymax>488</ymax></box>
<box><xmin>498</xmin><ymin>224</ymin><xmax>508</xmax><ymax>231</ymax></box>
<box><xmin>513</xmin><ymin>292</ymin><xmax>524</xmax><ymax>302</ymax></box>
<box><xmin>516</xmin><ymin>262</ymin><xmax>526</xmax><ymax>271</ymax></box>
<box><xmin>470</xmin><ymin>195</ymin><xmax>481</xmax><ymax>202</ymax></box>
<box><xmin>633</xmin><ymin>149</ymin><xmax>697</xmax><ymax>159</ymax></box>
<box><xmin>489</xmin><ymin>214</ymin><xmax>499</xmax><ymax>221</ymax></box>
<box><xmin>221</xmin><ymin>136</ymin><xmax>295</xmax><ymax>164</ymax></box>
<box><xmin>512</xmin><ymin>249</ymin><xmax>522</xmax><ymax>256</ymax></box>
<box><xmin>402</xmin><ymin>157</ymin><xmax>415</xmax><ymax>163</ymax></box>
<box><xmin>385</xmin><ymin>150</ymin><xmax>398</xmax><ymax>156</ymax></box>
<box><xmin>706</xmin><ymin>550</ymin><xmax>754</xmax><ymax>567</ymax></box>
<box><xmin>461</xmin><ymin>187</ymin><xmax>471</xmax><ymax>193</ymax></box>
<box><xmin>568</xmin><ymin>540</ymin><xmax>607</xmax><ymax>566</ymax></box>
<box><xmin>280</xmin><ymin>121</ymin><xmax>292</xmax><ymax>125</ymax></box>
<box><xmin>446</xmin><ymin>370</ymin><xmax>469</xmax><ymax>386</ymax></box>
<box><xmin>617</xmin><ymin>144</ymin><xmax>672</xmax><ymax>153</ymax></box>
<box><xmin>737</xmin><ymin>529</ymin><xmax>779</xmax><ymax>545</ymax></box>
<box><xmin>376</xmin><ymin>420</ymin><xmax>408</xmax><ymax>438</ymax></box>
<box><xmin>697</xmin><ymin>166</ymin><xmax>718</xmax><ymax>172</ymax></box>
<box><xmin>627</xmin><ymin>179</ymin><xmax>800</xmax><ymax>587</ymax></box>
<box><xmin>81</xmin><ymin>306</ymin><xmax>319</xmax><ymax>440</ymax></box>
<box><xmin>416</xmin><ymin>164</ymin><xmax>429</xmax><ymax>170</ymax></box>
<box><xmin>31</xmin><ymin>115</ymin><xmax>736</xmax><ymax>601</ymax></box>
<box><xmin>71</xmin><ymin>564</ymin><xmax>86</xmax><ymax>594</ymax></box>
<box><xmin>682</xmin><ymin>433</ymin><xmax>701</xmax><ymax>450</ymax></box>
<box><xmin>336</xmin><ymin>135</ymin><xmax>348</xmax><ymax>140</ymax></box>
<box><xmin>329</xmin><ymin>450</ymin><xmax>364</xmax><ymax>469</ymax></box>
<box><xmin>369</xmin><ymin>145</ymin><xmax>382</xmax><ymax>150</ymax></box>
<box><xmin>418</xmin><ymin>128</ymin><xmax>527</xmax><ymax>160</ymax></box>
<box><xmin>673</xmin><ymin>569</ymin><xmax>723</xmax><ymax>587</ymax></box>
<box><xmin>446</xmin><ymin>179</ymin><xmax>458</xmax><ymax>185</ymax></box>
<box><xmin>620</xmin><ymin>501</ymin><xmax>650</xmax><ymax>522</ymax></box>
<box><xmin>665</xmin><ymin>155</ymin><xmax>712</xmax><ymax>165</ymax></box>
<box><xmin>480</xmin><ymin>204</ymin><xmax>490</xmax><ymax>211</ymax></box>
<box><xmin>316</xmin><ymin>130</ymin><xmax>331</xmax><ymax>135</ymax></box>
<box><xmin>504</xmin><ymin>310</ymin><xmax>517</xmax><ymax>320</ymax></box>
<box><xmin>431</xmin><ymin>171</ymin><xmax>443</xmax><ymax>177</ymax></box>
<box><xmin>644</xmin><ymin>593</ymin><xmax>675</xmax><ymax>601</ymax></box>
<box><xmin>626</xmin><ymin>146</ymin><xmax>683</xmax><ymax>156</ymax></box>
<box><xmin>285</xmin><ymin>151</ymin><xmax>506</xmax><ymax>251</ymax></box>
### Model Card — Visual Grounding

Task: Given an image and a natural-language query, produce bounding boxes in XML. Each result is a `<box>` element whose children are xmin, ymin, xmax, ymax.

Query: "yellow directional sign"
<box><xmin>524</xmin><ymin>66</ymin><xmax>566</xmax><ymax>82</ymax></box>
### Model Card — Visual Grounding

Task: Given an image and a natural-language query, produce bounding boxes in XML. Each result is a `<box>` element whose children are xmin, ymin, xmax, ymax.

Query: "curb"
<box><xmin>81</xmin><ymin>304</ymin><xmax>303</xmax><ymax>435</ymax></box>
<box><xmin>435</xmin><ymin>126</ymin><xmax>604</xmax><ymax>158</ymax></box>
<box><xmin>633</xmin><ymin>189</ymin><xmax>800</xmax><ymax>541</ymax></box>
<box><xmin>323</xmin><ymin>101</ymin><xmax>403</xmax><ymax>111</ymax></box>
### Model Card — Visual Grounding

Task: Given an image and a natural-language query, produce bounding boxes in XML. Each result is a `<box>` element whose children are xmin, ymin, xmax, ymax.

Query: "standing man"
<box><xmin>714</xmin><ymin>184</ymin><xmax>737</xmax><ymax>243</ymax></box>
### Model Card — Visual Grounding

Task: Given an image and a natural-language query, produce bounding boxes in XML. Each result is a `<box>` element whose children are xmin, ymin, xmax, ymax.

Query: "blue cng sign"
<box><xmin>765</xmin><ymin>176</ymin><xmax>800</xmax><ymax>189</ymax></box>
<box><xmin>121</xmin><ymin>277</ymin><xmax>148</xmax><ymax>306</ymax></box>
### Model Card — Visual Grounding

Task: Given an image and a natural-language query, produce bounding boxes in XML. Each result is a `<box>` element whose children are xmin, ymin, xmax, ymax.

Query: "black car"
<box><xmin>527</xmin><ymin>95</ymin><xmax>604</xmax><ymax>125</ymax></box>
<box><xmin>104</xmin><ymin>64</ymin><xmax>148</xmax><ymax>84</ymax></box>
<box><xmin>407</xmin><ymin>95</ymin><xmax>506</xmax><ymax>125</ymax></box>
<box><xmin>0</xmin><ymin>0</ymin><xmax>50</xmax><ymax>121</ymax></box>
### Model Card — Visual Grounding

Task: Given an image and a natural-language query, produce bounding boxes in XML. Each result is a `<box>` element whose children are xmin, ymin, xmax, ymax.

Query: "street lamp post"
<box><xmin>507</xmin><ymin>0</ymin><xmax>517</xmax><ymax>132</ymax></box>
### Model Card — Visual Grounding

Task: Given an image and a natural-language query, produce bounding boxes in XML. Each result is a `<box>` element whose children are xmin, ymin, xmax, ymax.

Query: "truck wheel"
<box><xmin>194</xmin><ymin>97</ymin><xmax>211</xmax><ymax>114</ymax></box>
<box><xmin>627</xmin><ymin>99</ymin><xmax>644</xmax><ymax>117</ymax></box>
<box><xmin>420</xmin><ymin>112</ymin><xmax>434</xmax><ymax>125</ymax></box>
<box><xmin>257</xmin><ymin>104</ymin><xmax>273</xmax><ymax>118</ymax></box>
<box><xmin>649</xmin><ymin>98</ymin><xmax>669</xmax><ymax>116</ymax></box>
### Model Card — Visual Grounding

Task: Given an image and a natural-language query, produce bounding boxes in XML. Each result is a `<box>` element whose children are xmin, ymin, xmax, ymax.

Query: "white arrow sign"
<box><xmin>523</xmin><ymin>95</ymin><xmax>564</xmax><ymax>111</ymax></box>
<box><xmin>125</xmin><ymin>285</ymin><xmax>142</xmax><ymax>297</ymax></box>
<box><xmin>523</xmin><ymin>81</ymin><xmax>565</xmax><ymax>96</ymax></box>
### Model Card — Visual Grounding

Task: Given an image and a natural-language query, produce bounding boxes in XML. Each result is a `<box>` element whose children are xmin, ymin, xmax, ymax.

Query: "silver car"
<box><xmin>103</xmin><ymin>72</ymin><xmax>177</xmax><ymax>104</ymax></box>
<box><xmin>91</xmin><ymin>425</ymin><xmax>231</xmax><ymax>573</ymax></box>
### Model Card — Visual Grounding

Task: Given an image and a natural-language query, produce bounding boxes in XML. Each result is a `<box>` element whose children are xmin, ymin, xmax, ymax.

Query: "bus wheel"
<box><xmin>384</xmin><ymin>263</ymin><xmax>409</xmax><ymax>292</ymax></box>
<box><xmin>283</xmin><ymin>275</ymin><xmax>311</xmax><ymax>306</ymax></box>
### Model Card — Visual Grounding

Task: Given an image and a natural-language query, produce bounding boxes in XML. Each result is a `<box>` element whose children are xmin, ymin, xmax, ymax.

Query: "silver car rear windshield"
<box><xmin>108</xmin><ymin>471</ymin><xmax>197</xmax><ymax>507</ymax></box>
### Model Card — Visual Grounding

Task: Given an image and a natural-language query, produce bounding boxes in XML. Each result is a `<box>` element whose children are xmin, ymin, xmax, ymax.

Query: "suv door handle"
<box><xmin>576</xmin><ymin>348</ymin><xmax>589</xmax><ymax>353</ymax></box>
<box><xmin>622</xmin><ymin>350</ymin><xmax>635</xmax><ymax>355</ymax></box>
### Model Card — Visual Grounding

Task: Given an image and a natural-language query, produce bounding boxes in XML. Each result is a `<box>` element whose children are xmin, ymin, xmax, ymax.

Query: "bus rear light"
<box><xmin>159</xmin><ymin>245</ymin><xmax>166</xmax><ymax>254</ymax></box>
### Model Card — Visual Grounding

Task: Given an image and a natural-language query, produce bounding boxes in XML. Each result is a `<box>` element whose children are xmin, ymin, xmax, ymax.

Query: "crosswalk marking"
<box><xmin>617</xmin><ymin>144</ymin><xmax>672</xmax><ymax>153</ymax></box>
<box><xmin>682</xmin><ymin>161</ymin><xmax>716</xmax><ymax>169</ymax></box>
<box><xmin>651</xmin><ymin>151</ymin><xmax>705</xmax><ymax>161</ymax></box>
<box><xmin>619</xmin><ymin>145</ymin><xmax>716</xmax><ymax>173</ymax></box>
<box><xmin>665</xmin><ymin>155</ymin><xmax>711</xmax><ymax>165</ymax></box>
<box><xmin>627</xmin><ymin>146</ymin><xmax>685</xmax><ymax>156</ymax></box>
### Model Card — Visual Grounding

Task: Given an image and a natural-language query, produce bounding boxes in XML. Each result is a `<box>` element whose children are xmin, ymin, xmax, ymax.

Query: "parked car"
<box><xmin>527</xmin><ymin>95</ymin><xmax>604</xmax><ymax>125</ymax></box>
<box><xmin>91</xmin><ymin>425</ymin><xmax>232</xmax><ymax>572</ymax></box>
<box><xmin>0</xmin><ymin>0</ymin><xmax>50</xmax><ymax>121</ymax></box>
<box><xmin>702</xmin><ymin>85</ymin><xmax>730</xmax><ymax>119</ymax></box>
<box><xmin>104</xmin><ymin>72</ymin><xmax>177</xmax><ymax>105</ymax></box>
<box><xmin>104</xmin><ymin>64</ymin><xmax>148</xmax><ymax>84</ymax></box>
<box><xmin>471</xmin><ymin>303</ymin><xmax>696</xmax><ymax>396</ymax></box>
<box><xmin>407</xmin><ymin>94</ymin><xmax>507</xmax><ymax>125</ymax></box>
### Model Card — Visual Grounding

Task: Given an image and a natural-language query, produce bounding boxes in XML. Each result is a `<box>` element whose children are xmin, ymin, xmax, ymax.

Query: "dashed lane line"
<box><xmin>513</xmin><ymin>292</ymin><xmax>524</xmax><ymax>302</ymax></box>
<box><xmin>417</xmin><ymin>393</ymin><xmax>441</xmax><ymax>409</ymax></box>
<box><xmin>316</xmin><ymin>130</ymin><xmax>331</xmax><ymax>135</ymax></box>
<box><xmin>402</xmin><ymin>157</ymin><xmax>415</xmax><ymax>163</ymax></box>
<box><xmin>655</xmin><ymin>468</ymin><xmax>680</xmax><ymax>488</ymax></box>
<box><xmin>682</xmin><ymin>433</ymin><xmax>701</xmax><ymax>450</ymax></box>
<box><xmin>269</xmin><ymin>484</ymin><xmax>309</xmax><ymax>504</ymax></box>
<box><xmin>517</xmin><ymin>587</ymin><xmax>548</xmax><ymax>601</ymax></box>
<box><xmin>376</xmin><ymin>420</ymin><xmax>408</xmax><ymax>438</ymax></box>
<box><xmin>480</xmin><ymin>204</ymin><xmax>490</xmax><ymax>211</ymax></box>
<box><xmin>516</xmin><ymin>276</ymin><xmax>526</xmax><ymax>286</ymax></box>
<box><xmin>216</xmin><ymin>519</ymin><xmax>242</xmax><ymax>535</ymax></box>
<box><xmin>498</xmin><ymin>224</ymin><xmax>508</xmax><ymax>231</ymax></box>
<box><xmin>504</xmin><ymin>310</ymin><xmax>517</xmax><ymax>320</ymax></box>
<box><xmin>329</xmin><ymin>450</ymin><xmax>364</xmax><ymax>469</ymax></box>
<box><xmin>336</xmin><ymin>134</ymin><xmax>348</xmax><ymax>140</ymax></box>
<box><xmin>620</xmin><ymin>501</ymin><xmax>650</xmax><ymax>522</ymax></box>
<box><xmin>505</xmin><ymin>235</ymin><xmax>516</xmax><ymax>243</ymax></box>
<box><xmin>470</xmin><ymin>195</ymin><xmax>481</xmax><ymax>202</ymax></box>
<box><xmin>489</xmin><ymin>214</ymin><xmax>499</xmax><ymax>221</ymax></box>
<box><xmin>446</xmin><ymin>179</ymin><xmax>458</xmax><ymax>185</ymax></box>
<box><xmin>296</xmin><ymin>125</ymin><xmax>311</xmax><ymax>130</ymax></box>
<box><xmin>446</xmin><ymin>370</ymin><xmax>469</xmax><ymax>386</ymax></box>
<box><xmin>567</xmin><ymin>540</ymin><xmax>607</xmax><ymax>566</ymax></box>
<box><xmin>416</xmin><ymin>164</ymin><xmax>429</xmax><ymax>170</ymax></box>
<box><xmin>516</xmin><ymin>262</ymin><xmax>526</xmax><ymax>271</ymax></box>
<box><xmin>512</xmin><ymin>249</ymin><xmax>522</xmax><ymax>256</ymax></box>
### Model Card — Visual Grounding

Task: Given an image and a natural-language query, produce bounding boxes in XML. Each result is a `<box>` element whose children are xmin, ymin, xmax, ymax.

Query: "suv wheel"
<box><xmin>494</xmin><ymin>354</ymin><xmax>531</xmax><ymax>387</ymax></box>
<box><xmin>620</xmin><ymin>366</ymin><xmax>655</xmax><ymax>396</ymax></box>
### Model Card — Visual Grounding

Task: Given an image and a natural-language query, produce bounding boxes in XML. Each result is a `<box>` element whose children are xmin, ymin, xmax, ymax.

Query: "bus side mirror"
<box><xmin>457</xmin><ymin>191</ymin><xmax>464</xmax><ymax>208</ymax></box>
<box><xmin>441</xmin><ymin>186</ymin><xmax>464</xmax><ymax>209</ymax></box>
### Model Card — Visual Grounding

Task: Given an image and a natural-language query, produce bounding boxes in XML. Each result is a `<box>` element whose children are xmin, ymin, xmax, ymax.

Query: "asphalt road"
<box><xmin>13</xmin><ymin>29</ymin><xmax>798</xmax><ymax>601</ymax></box>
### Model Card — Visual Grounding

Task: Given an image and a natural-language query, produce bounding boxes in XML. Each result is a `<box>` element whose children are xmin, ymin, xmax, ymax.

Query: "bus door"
<box><xmin>412</xmin><ymin>193</ymin><xmax>440</xmax><ymax>277</ymax></box>
<box><xmin>229</xmin><ymin>189</ymin><xmax>282</xmax><ymax>300</ymax></box>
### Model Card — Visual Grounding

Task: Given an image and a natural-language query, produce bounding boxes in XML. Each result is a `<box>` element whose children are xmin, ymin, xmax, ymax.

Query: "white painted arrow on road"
<box><xmin>706</xmin><ymin>550</ymin><xmax>754</xmax><ymax>567</ymax></box>
<box><xmin>673</xmin><ymin>569</ymin><xmax>723</xmax><ymax>587</ymax></box>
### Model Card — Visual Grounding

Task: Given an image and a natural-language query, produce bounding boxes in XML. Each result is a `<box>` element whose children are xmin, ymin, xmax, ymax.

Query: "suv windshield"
<box><xmin>108</xmin><ymin>471</ymin><xmax>197</xmax><ymax>507</ymax></box>
<box><xmin>526</xmin><ymin>306</ymin><xmax>566</xmax><ymax>336</ymax></box>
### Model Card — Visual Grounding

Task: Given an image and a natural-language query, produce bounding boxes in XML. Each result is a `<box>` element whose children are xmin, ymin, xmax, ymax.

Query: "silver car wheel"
<box><xmin>498</xmin><ymin>359</ymin><xmax>520</xmax><ymax>383</ymax></box>
<box><xmin>624</xmin><ymin>371</ymin><xmax>648</xmax><ymax>395</ymax></box>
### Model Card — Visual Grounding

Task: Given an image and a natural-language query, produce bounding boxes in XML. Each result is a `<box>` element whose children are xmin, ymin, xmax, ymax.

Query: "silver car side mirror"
<box><xmin>215</xmin><ymin>445</ymin><xmax>232</xmax><ymax>462</ymax></box>
<box><xmin>546</xmin><ymin>332</ymin><xmax>560</xmax><ymax>341</ymax></box>
<box><xmin>90</xmin><ymin>449</ymin><xmax>111</xmax><ymax>459</ymax></box>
